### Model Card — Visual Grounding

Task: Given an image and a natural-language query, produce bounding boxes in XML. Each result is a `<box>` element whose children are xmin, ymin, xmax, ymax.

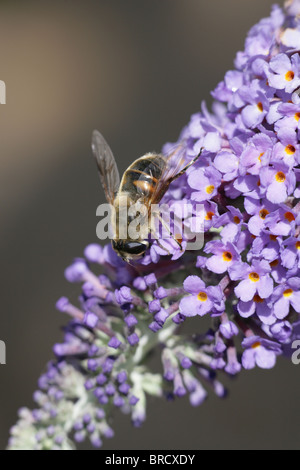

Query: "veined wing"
<box><xmin>150</xmin><ymin>140</ymin><xmax>199</xmax><ymax>204</ymax></box>
<box><xmin>91</xmin><ymin>130</ymin><xmax>120</xmax><ymax>204</ymax></box>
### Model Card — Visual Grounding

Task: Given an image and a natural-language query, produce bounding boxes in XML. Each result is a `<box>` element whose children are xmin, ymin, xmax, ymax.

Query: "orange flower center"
<box><xmin>175</xmin><ymin>234</ymin><xmax>183</xmax><ymax>245</ymax></box>
<box><xmin>269</xmin><ymin>235</ymin><xmax>277</xmax><ymax>241</ymax></box>
<box><xmin>296</xmin><ymin>241</ymin><xmax>300</xmax><ymax>250</ymax></box>
<box><xmin>294</xmin><ymin>112</ymin><xmax>300</xmax><ymax>121</ymax></box>
<box><xmin>259</xmin><ymin>208</ymin><xmax>269</xmax><ymax>219</ymax></box>
<box><xmin>249</xmin><ymin>272</ymin><xmax>260</xmax><ymax>282</ymax></box>
<box><xmin>270</xmin><ymin>259</ymin><xmax>279</xmax><ymax>268</ymax></box>
<box><xmin>283</xmin><ymin>288</ymin><xmax>293</xmax><ymax>298</ymax></box>
<box><xmin>197</xmin><ymin>291</ymin><xmax>208</xmax><ymax>302</ymax></box>
<box><xmin>233</xmin><ymin>216</ymin><xmax>240</xmax><ymax>224</ymax></box>
<box><xmin>258</xmin><ymin>152</ymin><xmax>264</xmax><ymax>162</ymax></box>
<box><xmin>285</xmin><ymin>70</ymin><xmax>295</xmax><ymax>81</ymax></box>
<box><xmin>205</xmin><ymin>185</ymin><xmax>215</xmax><ymax>194</ymax></box>
<box><xmin>222</xmin><ymin>251</ymin><xmax>233</xmax><ymax>262</ymax></box>
<box><xmin>257</xmin><ymin>102</ymin><xmax>263</xmax><ymax>112</ymax></box>
<box><xmin>205</xmin><ymin>211</ymin><xmax>214</xmax><ymax>221</ymax></box>
<box><xmin>275</xmin><ymin>171</ymin><xmax>286</xmax><ymax>182</ymax></box>
<box><xmin>253</xmin><ymin>294</ymin><xmax>264</xmax><ymax>303</ymax></box>
<box><xmin>285</xmin><ymin>144</ymin><xmax>296</xmax><ymax>155</ymax></box>
<box><xmin>251</xmin><ymin>341</ymin><xmax>261</xmax><ymax>349</ymax></box>
<box><xmin>284</xmin><ymin>212</ymin><xmax>295</xmax><ymax>222</ymax></box>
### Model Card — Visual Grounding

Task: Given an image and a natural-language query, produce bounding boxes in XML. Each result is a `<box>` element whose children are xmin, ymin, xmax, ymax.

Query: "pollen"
<box><xmin>285</xmin><ymin>70</ymin><xmax>295</xmax><ymax>81</ymax></box>
<box><xmin>275</xmin><ymin>171</ymin><xmax>286</xmax><ymax>182</ymax></box>
<box><xmin>222</xmin><ymin>251</ymin><xmax>233</xmax><ymax>262</ymax></box>
<box><xmin>258</xmin><ymin>152</ymin><xmax>264</xmax><ymax>162</ymax></box>
<box><xmin>253</xmin><ymin>294</ymin><xmax>264</xmax><ymax>303</ymax></box>
<box><xmin>233</xmin><ymin>216</ymin><xmax>240</xmax><ymax>224</ymax></box>
<box><xmin>251</xmin><ymin>341</ymin><xmax>261</xmax><ymax>349</ymax></box>
<box><xmin>294</xmin><ymin>112</ymin><xmax>300</xmax><ymax>122</ymax></box>
<box><xmin>285</xmin><ymin>144</ymin><xmax>296</xmax><ymax>155</ymax></box>
<box><xmin>205</xmin><ymin>211</ymin><xmax>214</xmax><ymax>221</ymax></box>
<box><xmin>283</xmin><ymin>288</ymin><xmax>293</xmax><ymax>298</ymax></box>
<box><xmin>197</xmin><ymin>291</ymin><xmax>208</xmax><ymax>302</ymax></box>
<box><xmin>284</xmin><ymin>211</ymin><xmax>295</xmax><ymax>222</ymax></box>
<box><xmin>205</xmin><ymin>185</ymin><xmax>215</xmax><ymax>194</ymax></box>
<box><xmin>249</xmin><ymin>272</ymin><xmax>260</xmax><ymax>282</ymax></box>
<box><xmin>259</xmin><ymin>208</ymin><xmax>269</xmax><ymax>219</ymax></box>
<box><xmin>257</xmin><ymin>102</ymin><xmax>263</xmax><ymax>112</ymax></box>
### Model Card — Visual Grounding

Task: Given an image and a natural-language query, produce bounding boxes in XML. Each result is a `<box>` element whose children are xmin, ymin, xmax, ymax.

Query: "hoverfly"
<box><xmin>91</xmin><ymin>130</ymin><xmax>201</xmax><ymax>262</ymax></box>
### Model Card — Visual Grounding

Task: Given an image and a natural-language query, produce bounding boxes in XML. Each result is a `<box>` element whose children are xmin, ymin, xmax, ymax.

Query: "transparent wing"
<box><xmin>150</xmin><ymin>140</ymin><xmax>198</xmax><ymax>204</ymax></box>
<box><xmin>91</xmin><ymin>130</ymin><xmax>120</xmax><ymax>204</ymax></box>
<box><xmin>161</xmin><ymin>141</ymin><xmax>188</xmax><ymax>179</ymax></box>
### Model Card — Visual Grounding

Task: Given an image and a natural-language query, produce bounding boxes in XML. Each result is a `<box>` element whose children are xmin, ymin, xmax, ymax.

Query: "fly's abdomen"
<box><xmin>119</xmin><ymin>154</ymin><xmax>165</xmax><ymax>201</ymax></box>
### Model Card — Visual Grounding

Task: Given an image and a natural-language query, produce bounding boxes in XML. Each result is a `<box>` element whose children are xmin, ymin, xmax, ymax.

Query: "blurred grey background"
<box><xmin>0</xmin><ymin>0</ymin><xmax>299</xmax><ymax>450</ymax></box>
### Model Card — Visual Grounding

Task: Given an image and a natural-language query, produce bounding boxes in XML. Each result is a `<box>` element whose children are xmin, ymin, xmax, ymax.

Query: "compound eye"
<box><xmin>124</xmin><ymin>241</ymin><xmax>147</xmax><ymax>255</ymax></box>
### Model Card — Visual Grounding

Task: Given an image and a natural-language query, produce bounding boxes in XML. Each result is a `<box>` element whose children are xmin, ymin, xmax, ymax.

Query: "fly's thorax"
<box><xmin>119</xmin><ymin>153</ymin><xmax>166</xmax><ymax>201</ymax></box>
<box><xmin>112</xmin><ymin>154</ymin><xmax>166</xmax><ymax>243</ymax></box>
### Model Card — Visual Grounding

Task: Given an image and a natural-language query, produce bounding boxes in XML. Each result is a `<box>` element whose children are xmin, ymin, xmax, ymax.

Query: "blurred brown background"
<box><xmin>0</xmin><ymin>0</ymin><xmax>299</xmax><ymax>450</ymax></box>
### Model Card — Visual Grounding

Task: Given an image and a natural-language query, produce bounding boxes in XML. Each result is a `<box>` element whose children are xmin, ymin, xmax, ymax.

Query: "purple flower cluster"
<box><xmin>8</xmin><ymin>1</ymin><xmax>300</xmax><ymax>450</ymax></box>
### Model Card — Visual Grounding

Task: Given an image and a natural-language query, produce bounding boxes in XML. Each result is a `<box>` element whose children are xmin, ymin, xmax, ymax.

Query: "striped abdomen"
<box><xmin>118</xmin><ymin>153</ymin><xmax>166</xmax><ymax>203</ymax></box>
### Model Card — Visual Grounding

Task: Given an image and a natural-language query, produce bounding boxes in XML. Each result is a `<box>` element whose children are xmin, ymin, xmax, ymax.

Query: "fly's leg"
<box><xmin>151</xmin><ymin>210</ymin><xmax>182</xmax><ymax>251</ymax></box>
<box><xmin>168</xmin><ymin>147</ymin><xmax>203</xmax><ymax>185</ymax></box>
